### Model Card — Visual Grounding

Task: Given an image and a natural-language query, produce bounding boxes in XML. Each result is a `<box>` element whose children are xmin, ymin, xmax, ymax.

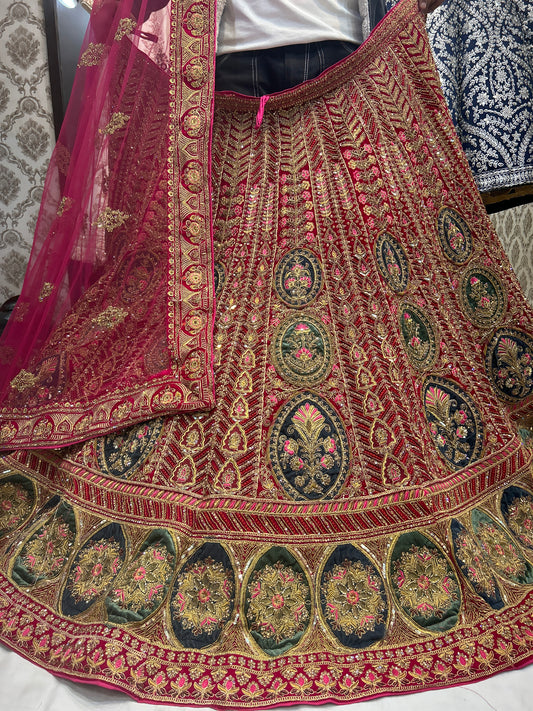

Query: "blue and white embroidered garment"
<box><xmin>388</xmin><ymin>0</ymin><xmax>533</xmax><ymax>192</ymax></box>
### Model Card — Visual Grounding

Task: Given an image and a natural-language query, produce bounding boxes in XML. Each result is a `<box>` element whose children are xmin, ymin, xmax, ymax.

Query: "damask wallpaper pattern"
<box><xmin>0</xmin><ymin>0</ymin><xmax>55</xmax><ymax>304</ymax></box>
<box><xmin>490</xmin><ymin>203</ymin><xmax>533</xmax><ymax>307</ymax></box>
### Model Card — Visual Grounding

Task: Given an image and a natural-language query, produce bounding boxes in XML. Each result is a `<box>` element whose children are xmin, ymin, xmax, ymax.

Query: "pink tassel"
<box><xmin>255</xmin><ymin>95</ymin><xmax>270</xmax><ymax>128</ymax></box>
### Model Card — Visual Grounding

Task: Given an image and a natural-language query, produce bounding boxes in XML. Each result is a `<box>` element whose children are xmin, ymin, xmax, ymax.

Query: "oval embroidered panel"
<box><xmin>12</xmin><ymin>500</ymin><xmax>76</xmax><ymax>588</ymax></box>
<box><xmin>61</xmin><ymin>522</ymin><xmax>126</xmax><ymax>617</ymax></box>
<box><xmin>422</xmin><ymin>377</ymin><xmax>484</xmax><ymax>470</ymax></box>
<box><xmin>0</xmin><ymin>471</ymin><xmax>36</xmax><ymax>538</ymax></box>
<box><xmin>471</xmin><ymin>509</ymin><xmax>533</xmax><ymax>585</ymax></box>
<box><xmin>437</xmin><ymin>207</ymin><xmax>473</xmax><ymax>264</ymax></box>
<box><xmin>398</xmin><ymin>303</ymin><xmax>439</xmax><ymax>371</ymax></box>
<box><xmin>450</xmin><ymin>519</ymin><xmax>504</xmax><ymax>610</ymax></box>
<box><xmin>244</xmin><ymin>546</ymin><xmax>311</xmax><ymax>657</ymax></box>
<box><xmin>272</xmin><ymin>313</ymin><xmax>332</xmax><ymax>386</ymax></box>
<box><xmin>389</xmin><ymin>531</ymin><xmax>461</xmax><ymax>633</ymax></box>
<box><xmin>484</xmin><ymin>328</ymin><xmax>533</xmax><ymax>402</ymax></box>
<box><xmin>268</xmin><ymin>392</ymin><xmax>350</xmax><ymax>500</ymax></box>
<box><xmin>319</xmin><ymin>544</ymin><xmax>388</xmax><ymax>649</ymax></box>
<box><xmin>459</xmin><ymin>266</ymin><xmax>507</xmax><ymax>328</ymax></box>
<box><xmin>106</xmin><ymin>529</ymin><xmax>177</xmax><ymax>624</ymax></box>
<box><xmin>169</xmin><ymin>542</ymin><xmax>235</xmax><ymax>649</ymax></box>
<box><xmin>374</xmin><ymin>232</ymin><xmax>409</xmax><ymax>293</ymax></box>
<box><xmin>500</xmin><ymin>486</ymin><xmax>533</xmax><ymax>550</ymax></box>
<box><xmin>96</xmin><ymin>418</ymin><xmax>164</xmax><ymax>479</ymax></box>
<box><xmin>274</xmin><ymin>248</ymin><xmax>323</xmax><ymax>307</ymax></box>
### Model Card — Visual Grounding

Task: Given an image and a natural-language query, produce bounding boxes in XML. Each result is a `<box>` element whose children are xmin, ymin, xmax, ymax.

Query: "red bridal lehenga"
<box><xmin>1</xmin><ymin>0</ymin><xmax>533</xmax><ymax>707</ymax></box>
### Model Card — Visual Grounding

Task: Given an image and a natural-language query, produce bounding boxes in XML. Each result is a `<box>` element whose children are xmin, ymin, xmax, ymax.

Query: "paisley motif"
<box><xmin>61</xmin><ymin>523</ymin><xmax>126</xmax><ymax>617</ymax></box>
<box><xmin>501</xmin><ymin>486</ymin><xmax>533</xmax><ymax>550</ymax></box>
<box><xmin>0</xmin><ymin>472</ymin><xmax>36</xmax><ymax>538</ymax></box>
<box><xmin>12</xmin><ymin>501</ymin><xmax>76</xmax><ymax>588</ymax></box>
<box><xmin>398</xmin><ymin>303</ymin><xmax>438</xmax><ymax>371</ymax></box>
<box><xmin>389</xmin><ymin>531</ymin><xmax>461</xmax><ymax>633</ymax></box>
<box><xmin>244</xmin><ymin>546</ymin><xmax>311</xmax><ymax>657</ymax></box>
<box><xmin>422</xmin><ymin>377</ymin><xmax>484</xmax><ymax>470</ymax></box>
<box><xmin>268</xmin><ymin>392</ymin><xmax>350</xmax><ymax>500</ymax></box>
<box><xmin>437</xmin><ymin>207</ymin><xmax>473</xmax><ymax>264</ymax></box>
<box><xmin>274</xmin><ymin>248</ymin><xmax>323</xmax><ymax>307</ymax></box>
<box><xmin>450</xmin><ymin>519</ymin><xmax>504</xmax><ymax>610</ymax></box>
<box><xmin>319</xmin><ymin>544</ymin><xmax>388</xmax><ymax>649</ymax></box>
<box><xmin>459</xmin><ymin>266</ymin><xmax>507</xmax><ymax>328</ymax></box>
<box><xmin>96</xmin><ymin>418</ymin><xmax>163</xmax><ymax>479</ymax></box>
<box><xmin>170</xmin><ymin>542</ymin><xmax>235</xmax><ymax>649</ymax></box>
<box><xmin>272</xmin><ymin>313</ymin><xmax>332</xmax><ymax>386</ymax></box>
<box><xmin>484</xmin><ymin>328</ymin><xmax>533</xmax><ymax>402</ymax></box>
<box><xmin>471</xmin><ymin>509</ymin><xmax>533</xmax><ymax>585</ymax></box>
<box><xmin>106</xmin><ymin>529</ymin><xmax>176</xmax><ymax>624</ymax></box>
<box><xmin>374</xmin><ymin>232</ymin><xmax>409</xmax><ymax>293</ymax></box>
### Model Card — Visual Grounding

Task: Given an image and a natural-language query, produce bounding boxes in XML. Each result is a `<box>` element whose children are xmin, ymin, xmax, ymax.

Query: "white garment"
<box><xmin>217</xmin><ymin>0</ymin><xmax>364</xmax><ymax>54</ymax></box>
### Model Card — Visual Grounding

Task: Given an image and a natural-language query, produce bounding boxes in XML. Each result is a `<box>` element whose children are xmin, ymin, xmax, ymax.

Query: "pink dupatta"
<box><xmin>0</xmin><ymin>0</ymin><xmax>217</xmax><ymax>449</ymax></box>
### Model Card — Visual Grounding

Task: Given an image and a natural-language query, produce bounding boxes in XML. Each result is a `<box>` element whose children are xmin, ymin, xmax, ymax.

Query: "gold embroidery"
<box><xmin>114</xmin><ymin>18</ymin><xmax>136</xmax><ymax>41</ymax></box>
<box><xmin>214</xmin><ymin>459</ymin><xmax>241</xmax><ymax>492</ymax></box>
<box><xmin>246</xmin><ymin>562</ymin><xmax>310</xmax><ymax>643</ymax></box>
<box><xmin>222</xmin><ymin>422</ymin><xmax>247</xmax><ymax>456</ymax></box>
<box><xmin>179</xmin><ymin>420</ymin><xmax>205</xmax><ymax>453</ymax></box>
<box><xmin>10</xmin><ymin>369</ymin><xmax>38</xmax><ymax>392</ymax></box>
<box><xmin>94</xmin><ymin>208</ymin><xmax>130</xmax><ymax>231</ymax></box>
<box><xmin>235</xmin><ymin>372</ymin><xmax>253</xmax><ymax>394</ymax></box>
<box><xmin>174</xmin><ymin>456</ymin><xmax>197</xmax><ymax>485</ymax></box>
<box><xmin>92</xmin><ymin>306</ymin><xmax>128</xmax><ymax>330</ymax></box>
<box><xmin>171</xmin><ymin>558</ymin><xmax>234</xmax><ymax>635</ymax></box>
<box><xmin>321</xmin><ymin>560</ymin><xmax>386</xmax><ymax>637</ymax></box>
<box><xmin>56</xmin><ymin>196</ymin><xmax>73</xmax><ymax>216</ymax></box>
<box><xmin>230</xmin><ymin>396</ymin><xmax>249</xmax><ymax>420</ymax></box>
<box><xmin>99</xmin><ymin>112</ymin><xmax>130</xmax><ymax>135</ymax></box>
<box><xmin>39</xmin><ymin>283</ymin><xmax>55</xmax><ymax>302</ymax></box>
<box><xmin>393</xmin><ymin>545</ymin><xmax>459</xmax><ymax>619</ymax></box>
<box><xmin>78</xmin><ymin>43</ymin><xmax>106</xmax><ymax>67</ymax></box>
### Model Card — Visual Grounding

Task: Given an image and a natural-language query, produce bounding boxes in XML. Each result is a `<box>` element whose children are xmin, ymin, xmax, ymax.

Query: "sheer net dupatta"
<box><xmin>0</xmin><ymin>0</ymin><xmax>217</xmax><ymax>449</ymax></box>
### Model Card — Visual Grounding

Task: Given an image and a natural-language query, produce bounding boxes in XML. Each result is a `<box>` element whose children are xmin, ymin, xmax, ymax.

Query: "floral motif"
<box><xmin>321</xmin><ymin>560</ymin><xmax>386</xmax><ymax>638</ymax></box>
<box><xmin>78</xmin><ymin>43</ymin><xmax>106</xmax><ymax>68</ymax></box>
<box><xmin>437</xmin><ymin>207</ymin><xmax>473</xmax><ymax>264</ymax></box>
<box><xmin>0</xmin><ymin>479</ymin><xmax>34</xmax><ymax>535</ymax></box>
<box><xmin>92</xmin><ymin>306</ymin><xmax>128</xmax><ymax>329</ymax></box>
<box><xmin>274</xmin><ymin>249</ymin><xmax>323</xmax><ymax>307</ymax></box>
<box><xmin>502</xmin><ymin>489</ymin><xmax>533</xmax><ymax>549</ymax></box>
<box><xmin>472</xmin><ymin>513</ymin><xmax>530</xmax><ymax>583</ymax></box>
<box><xmin>398</xmin><ymin>304</ymin><xmax>438</xmax><ymax>370</ymax></box>
<box><xmin>114</xmin><ymin>18</ymin><xmax>136</xmax><ymax>41</ymax></box>
<box><xmin>423</xmin><ymin>378</ymin><xmax>483</xmax><ymax>470</ymax></box>
<box><xmin>15</xmin><ymin>506</ymin><xmax>75</xmax><ymax>585</ymax></box>
<box><xmin>375</xmin><ymin>232</ymin><xmax>409</xmax><ymax>292</ymax></box>
<box><xmin>246</xmin><ymin>561</ymin><xmax>310</xmax><ymax>644</ymax></box>
<box><xmin>67</xmin><ymin>537</ymin><xmax>123</xmax><ymax>605</ymax></box>
<box><xmin>451</xmin><ymin>520</ymin><xmax>502</xmax><ymax>607</ymax></box>
<box><xmin>269</xmin><ymin>393</ymin><xmax>349</xmax><ymax>500</ymax></box>
<box><xmin>96</xmin><ymin>419</ymin><xmax>163</xmax><ymax>479</ymax></box>
<box><xmin>108</xmin><ymin>543</ymin><xmax>174</xmax><ymax>615</ymax></box>
<box><xmin>485</xmin><ymin>329</ymin><xmax>533</xmax><ymax>402</ymax></box>
<box><xmin>94</xmin><ymin>208</ymin><xmax>130</xmax><ymax>231</ymax></box>
<box><xmin>272</xmin><ymin>314</ymin><xmax>332</xmax><ymax>385</ymax></box>
<box><xmin>459</xmin><ymin>267</ymin><xmax>506</xmax><ymax>328</ymax></box>
<box><xmin>6</xmin><ymin>27</ymin><xmax>39</xmax><ymax>69</ymax></box>
<box><xmin>0</xmin><ymin>165</ymin><xmax>21</xmax><ymax>205</ymax></box>
<box><xmin>392</xmin><ymin>543</ymin><xmax>459</xmax><ymax>622</ymax></box>
<box><xmin>171</xmin><ymin>558</ymin><xmax>234</xmax><ymax>635</ymax></box>
<box><xmin>16</xmin><ymin>119</ymin><xmax>50</xmax><ymax>161</ymax></box>
<box><xmin>100</xmin><ymin>112</ymin><xmax>130</xmax><ymax>135</ymax></box>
